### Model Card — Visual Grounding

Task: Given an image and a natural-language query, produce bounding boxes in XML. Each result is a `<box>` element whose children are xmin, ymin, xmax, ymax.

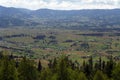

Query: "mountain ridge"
<box><xmin>0</xmin><ymin>5</ymin><xmax>120</xmax><ymax>30</ymax></box>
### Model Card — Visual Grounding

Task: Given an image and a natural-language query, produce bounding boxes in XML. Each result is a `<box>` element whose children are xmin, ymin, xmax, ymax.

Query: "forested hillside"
<box><xmin>0</xmin><ymin>6</ymin><xmax>120</xmax><ymax>30</ymax></box>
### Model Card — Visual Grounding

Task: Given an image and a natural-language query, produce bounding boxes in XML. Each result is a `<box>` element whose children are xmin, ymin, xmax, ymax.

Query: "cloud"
<box><xmin>0</xmin><ymin>0</ymin><xmax>120</xmax><ymax>10</ymax></box>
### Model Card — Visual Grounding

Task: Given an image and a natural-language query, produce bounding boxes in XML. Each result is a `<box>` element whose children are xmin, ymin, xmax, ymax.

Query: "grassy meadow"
<box><xmin>0</xmin><ymin>28</ymin><xmax>120</xmax><ymax>64</ymax></box>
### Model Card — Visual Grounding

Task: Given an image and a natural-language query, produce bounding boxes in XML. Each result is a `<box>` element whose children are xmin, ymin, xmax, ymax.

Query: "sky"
<box><xmin>0</xmin><ymin>0</ymin><xmax>120</xmax><ymax>10</ymax></box>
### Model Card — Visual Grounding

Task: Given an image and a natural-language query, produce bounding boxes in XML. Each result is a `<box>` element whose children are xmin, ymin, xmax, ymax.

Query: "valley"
<box><xmin>0</xmin><ymin>28</ymin><xmax>120</xmax><ymax>63</ymax></box>
<box><xmin>0</xmin><ymin>5</ymin><xmax>120</xmax><ymax>80</ymax></box>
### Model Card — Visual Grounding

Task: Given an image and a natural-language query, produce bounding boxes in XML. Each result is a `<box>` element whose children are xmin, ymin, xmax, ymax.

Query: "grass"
<box><xmin>0</xmin><ymin>28</ymin><xmax>120</xmax><ymax>63</ymax></box>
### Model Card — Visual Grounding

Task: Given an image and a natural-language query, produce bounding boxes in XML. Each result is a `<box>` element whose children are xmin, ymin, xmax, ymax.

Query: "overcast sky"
<box><xmin>0</xmin><ymin>0</ymin><xmax>120</xmax><ymax>10</ymax></box>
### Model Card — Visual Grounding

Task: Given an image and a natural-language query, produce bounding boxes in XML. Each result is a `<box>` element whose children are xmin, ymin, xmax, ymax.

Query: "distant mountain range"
<box><xmin>0</xmin><ymin>6</ymin><xmax>120</xmax><ymax>30</ymax></box>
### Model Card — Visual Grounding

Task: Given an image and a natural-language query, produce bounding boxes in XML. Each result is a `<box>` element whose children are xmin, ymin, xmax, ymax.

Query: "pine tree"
<box><xmin>0</xmin><ymin>51</ymin><xmax>3</xmax><ymax>59</ymax></box>
<box><xmin>0</xmin><ymin>56</ymin><xmax>18</xmax><ymax>80</ymax></box>
<box><xmin>98</xmin><ymin>57</ymin><xmax>102</xmax><ymax>70</ymax></box>
<box><xmin>112</xmin><ymin>62</ymin><xmax>120</xmax><ymax>80</ymax></box>
<box><xmin>94</xmin><ymin>62</ymin><xmax>99</xmax><ymax>71</ymax></box>
<box><xmin>53</xmin><ymin>58</ymin><xmax>57</xmax><ymax>67</ymax></box>
<box><xmin>105</xmin><ymin>56</ymin><xmax>114</xmax><ymax>77</ymax></box>
<box><xmin>102</xmin><ymin>61</ymin><xmax>105</xmax><ymax>71</ymax></box>
<box><xmin>88</xmin><ymin>56</ymin><xmax>93</xmax><ymax>71</ymax></box>
<box><xmin>78</xmin><ymin>72</ymin><xmax>87</xmax><ymax>80</ymax></box>
<box><xmin>93</xmin><ymin>70</ymin><xmax>107</xmax><ymax>80</ymax></box>
<box><xmin>40</xmin><ymin>68</ymin><xmax>58</xmax><ymax>80</ymax></box>
<box><xmin>57</xmin><ymin>56</ymin><xmax>74</xmax><ymax>80</ymax></box>
<box><xmin>18</xmin><ymin>57</ymin><xmax>38</xmax><ymax>80</ymax></box>
<box><xmin>58</xmin><ymin>58</ymin><xmax>68</xmax><ymax>80</ymax></box>
<box><xmin>38</xmin><ymin>60</ymin><xmax>42</xmax><ymax>72</ymax></box>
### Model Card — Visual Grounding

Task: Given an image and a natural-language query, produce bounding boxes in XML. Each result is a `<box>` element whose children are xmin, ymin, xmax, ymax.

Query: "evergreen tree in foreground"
<box><xmin>0</xmin><ymin>56</ymin><xmax>18</xmax><ymax>80</ymax></box>
<box><xmin>18</xmin><ymin>57</ymin><xmax>38</xmax><ymax>80</ymax></box>
<box><xmin>0</xmin><ymin>51</ymin><xmax>120</xmax><ymax>80</ymax></box>
<box><xmin>38</xmin><ymin>60</ymin><xmax>42</xmax><ymax>72</ymax></box>
<box><xmin>78</xmin><ymin>72</ymin><xmax>87</xmax><ymax>80</ymax></box>
<box><xmin>112</xmin><ymin>62</ymin><xmax>120</xmax><ymax>80</ymax></box>
<box><xmin>93</xmin><ymin>70</ymin><xmax>107</xmax><ymax>80</ymax></box>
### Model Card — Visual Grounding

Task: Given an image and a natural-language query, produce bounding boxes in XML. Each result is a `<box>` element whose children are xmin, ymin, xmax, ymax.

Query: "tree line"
<box><xmin>0</xmin><ymin>51</ymin><xmax>120</xmax><ymax>80</ymax></box>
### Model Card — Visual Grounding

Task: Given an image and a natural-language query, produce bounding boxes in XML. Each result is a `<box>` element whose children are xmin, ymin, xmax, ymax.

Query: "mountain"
<box><xmin>0</xmin><ymin>6</ymin><xmax>120</xmax><ymax>30</ymax></box>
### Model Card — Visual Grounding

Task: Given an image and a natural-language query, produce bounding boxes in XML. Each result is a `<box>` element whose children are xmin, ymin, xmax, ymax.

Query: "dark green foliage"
<box><xmin>38</xmin><ymin>60</ymin><xmax>42</xmax><ymax>72</ymax></box>
<box><xmin>40</xmin><ymin>69</ymin><xmax>55</xmax><ymax>80</ymax></box>
<box><xmin>104</xmin><ymin>56</ymin><xmax>115</xmax><ymax>77</ymax></box>
<box><xmin>112</xmin><ymin>62</ymin><xmax>120</xmax><ymax>80</ymax></box>
<box><xmin>93</xmin><ymin>70</ymin><xmax>107</xmax><ymax>80</ymax></box>
<box><xmin>82</xmin><ymin>57</ymin><xmax>94</xmax><ymax>79</ymax></box>
<box><xmin>18</xmin><ymin>57</ymin><xmax>38</xmax><ymax>80</ymax></box>
<box><xmin>0</xmin><ymin>51</ymin><xmax>120</xmax><ymax>80</ymax></box>
<box><xmin>102</xmin><ymin>61</ymin><xmax>105</xmax><ymax>71</ymax></box>
<box><xmin>88</xmin><ymin>56</ymin><xmax>93</xmax><ymax>71</ymax></box>
<box><xmin>98</xmin><ymin>57</ymin><xmax>102</xmax><ymax>70</ymax></box>
<box><xmin>48</xmin><ymin>60</ymin><xmax>52</xmax><ymax>69</ymax></box>
<box><xmin>0</xmin><ymin>51</ymin><xmax>3</xmax><ymax>59</ymax></box>
<box><xmin>79</xmin><ymin>72</ymin><xmax>88</xmax><ymax>80</ymax></box>
<box><xmin>80</xmin><ymin>42</ymin><xmax>89</xmax><ymax>51</ymax></box>
<box><xmin>0</xmin><ymin>56</ymin><xmax>18</xmax><ymax>80</ymax></box>
<box><xmin>57</xmin><ymin>57</ymin><xmax>69</xmax><ymax>80</ymax></box>
<box><xmin>94</xmin><ymin>57</ymin><xmax>102</xmax><ymax>71</ymax></box>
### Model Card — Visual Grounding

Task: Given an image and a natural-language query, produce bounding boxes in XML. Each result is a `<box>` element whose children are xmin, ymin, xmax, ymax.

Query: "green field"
<box><xmin>0</xmin><ymin>28</ymin><xmax>120</xmax><ymax>62</ymax></box>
